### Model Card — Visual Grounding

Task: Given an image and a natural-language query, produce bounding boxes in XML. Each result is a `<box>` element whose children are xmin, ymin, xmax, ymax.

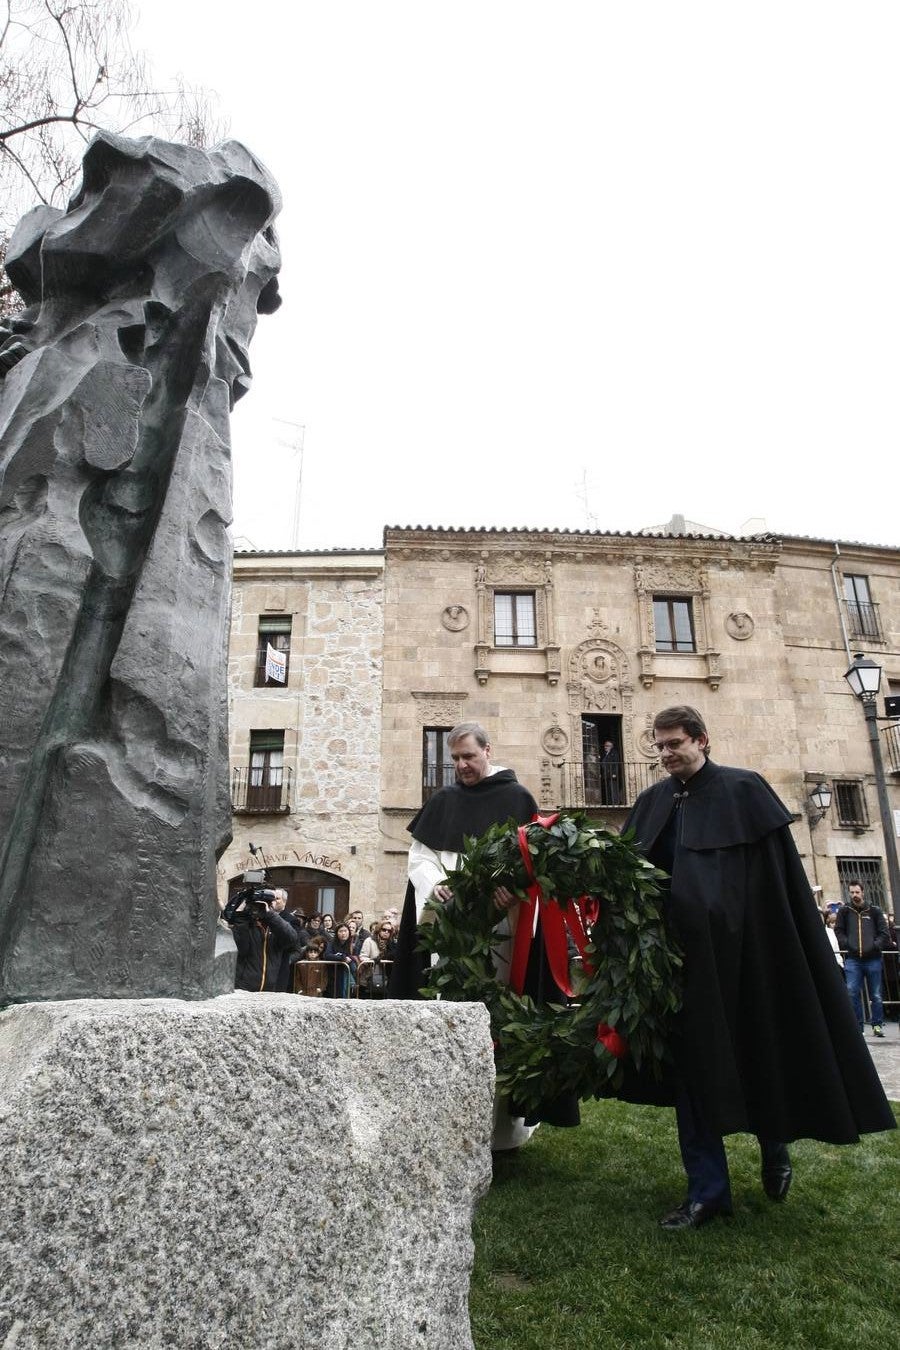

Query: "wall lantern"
<box><xmin>806</xmin><ymin>781</ymin><xmax>832</xmax><ymax>827</ymax></box>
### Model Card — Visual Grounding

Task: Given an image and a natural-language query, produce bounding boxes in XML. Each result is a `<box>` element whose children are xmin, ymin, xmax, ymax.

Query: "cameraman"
<box><xmin>224</xmin><ymin>886</ymin><xmax>298</xmax><ymax>993</ymax></box>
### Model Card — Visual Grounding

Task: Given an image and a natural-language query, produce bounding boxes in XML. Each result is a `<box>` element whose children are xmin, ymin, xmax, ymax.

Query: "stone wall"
<box><xmin>221</xmin><ymin>552</ymin><xmax>384</xmax><ymax>920</ymax></box>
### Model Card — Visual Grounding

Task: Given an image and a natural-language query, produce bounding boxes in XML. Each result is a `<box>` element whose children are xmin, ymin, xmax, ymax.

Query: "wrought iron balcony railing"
<box><xmin>231</xmin><ymin>766</ymin><xmax>293</xmax><ymax>814</ymax></box>
<box><xmin>422</xmin><ymin>763</ymin><xmax>457</xmax><ymax>802</ymax></box>
<box><xmin>881</xmin><ymin>722</ymin><xmax>900</xmax><ymax>775</ymax></box>
<box><xmin>557</xmin><ymin>759</ymin><xmax>664</xmax><ymax>811</ymax></box>
<box><xmin>844</xmin><ymin>599</ymin><xmax>883</xmax><ymax>642</ymax></box>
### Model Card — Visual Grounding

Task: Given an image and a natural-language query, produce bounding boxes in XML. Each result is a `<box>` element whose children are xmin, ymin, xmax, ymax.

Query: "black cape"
<box><xmin>624</xmin><ymin>759</ymin><xmax>895</xmax><ymax>1143</ymax></box>
<box><xmin>388</xmin><ymin>769</ymin><xmax>537</xmax><ymax>999</ymax></box>
<box><xmin>406</xmin><ymin>769</ymin><xmax>539</xmax><ymax>853</ymax></box>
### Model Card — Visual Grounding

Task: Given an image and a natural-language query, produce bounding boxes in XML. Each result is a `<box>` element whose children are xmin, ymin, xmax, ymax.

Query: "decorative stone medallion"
<box><xmin>441</xmin><ymin>604</ymin><xmax>469</xmax><ymax>632</ymax></box>
<box><xmin>725</xmin><ymin>611</ymin><xmax>754</xmax><ymax>641</ymax></box>
<box><xmin>541</xmin><ymin>724</ymin><xmax>569</xmax><ymax>756</ymax></box>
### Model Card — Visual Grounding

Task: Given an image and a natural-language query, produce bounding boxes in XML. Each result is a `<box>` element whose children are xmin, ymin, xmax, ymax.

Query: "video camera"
<box><xmin>223</xmin><ymin>866</ymin><xmax>278</xmax><ymax>925</ymax></box>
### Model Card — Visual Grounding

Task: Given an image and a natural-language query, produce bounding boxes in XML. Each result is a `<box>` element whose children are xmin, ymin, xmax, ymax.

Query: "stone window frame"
<box><xmin>406</xmin><ymin>694</ymin><xmax>468</xmax><ymax>808</ymax></box>
<box><xmin>833</xmin><ymin>778</ymin><xmax>869</xmax><ymax>830</ymax></box>
<box><xmin>492</xmin><ymin>590</ymin><xmax>538</xmax><ymax>648</ymax></box>
<box><xmin>634</xmin><ymin>559</ymin><xmax>722</xmax><ymax>691</ymax></box>
<box><xmin>422</xmin><ymin>725</ymin><xmax>455</xmax><ymax>802</ymax></box>
<box><xmin>230</xmin><ymin>728</ymin><xmax>291</xmax><ymax>815</ymax></box>
<box><xmin>254</xmin><ymin>615</ymin><xmax>292</xmax><ymax>687</ymax></box>
<box><xmin>841</xmin><ymin>572</ymin><xmax>883</xmax><ymax>644</ymax></box>
<box><xmin>473</xmin><ymin>556</ymin><xmax>560</xmax><ymax>686</ymax></box>
<box><xmin>652</xmin><ymin>594</ymin><xmax>697</xmax><ymax>653</ymax></box>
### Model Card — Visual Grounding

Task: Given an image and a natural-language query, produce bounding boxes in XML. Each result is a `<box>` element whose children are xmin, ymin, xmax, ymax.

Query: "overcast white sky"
<box><xmin>135</xmin><ymin>2</ymin><xmax>900</xmax><ymax>551</ymax></box>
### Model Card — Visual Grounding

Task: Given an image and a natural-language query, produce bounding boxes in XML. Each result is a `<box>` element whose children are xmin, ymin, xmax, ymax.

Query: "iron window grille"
<box><xmin>833</xmin><ymin>780</ymin><xmax>868</xmax><ymax>829</ymax></box>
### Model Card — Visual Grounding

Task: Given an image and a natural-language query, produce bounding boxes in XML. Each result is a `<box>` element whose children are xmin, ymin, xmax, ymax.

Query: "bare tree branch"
<box><xmin>0</xmin><ymin>0</ymin><xmax>225</xmax><ymax>227</ymax></box>
<box><xmin>0</xmin><ymin>0</ymin><xmax>226</xmax><ymax>310</ymax></box>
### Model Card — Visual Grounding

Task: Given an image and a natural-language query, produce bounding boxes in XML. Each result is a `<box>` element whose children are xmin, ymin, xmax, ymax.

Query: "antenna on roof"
<box><xmin>576</xmin><ymin>468</ymin><xmax>599</xmax><ymax>530</ymax></box>
<box><xmin>274</xmin><ymin>419</ymin><xmax>306</xmax><ymax>548</ymax></box>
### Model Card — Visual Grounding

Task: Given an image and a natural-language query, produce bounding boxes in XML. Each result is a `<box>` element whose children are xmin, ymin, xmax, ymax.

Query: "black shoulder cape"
<box><xmin>407</xmin><ymin>769</ymin><xmax>538</xmax><ymax>852</ymax></box>
<box><xmin>623</xmin><ymin>760</ymin><xmax>895</xmax><ymax>1143</ymax></box>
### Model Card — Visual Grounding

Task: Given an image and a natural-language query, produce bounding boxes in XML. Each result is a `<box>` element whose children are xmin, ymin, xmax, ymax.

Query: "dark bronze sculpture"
<box><xmin>0</xmin><ymin>133</ymin><xmax>281</xmax><ymax>1001</ymax></box>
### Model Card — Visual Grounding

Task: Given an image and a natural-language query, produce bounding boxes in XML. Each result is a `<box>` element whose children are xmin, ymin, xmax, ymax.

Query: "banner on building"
<box><xmin>265</xmin><ymin>643</ymin><xmax>287</xmax><ymax>683</ymax></box>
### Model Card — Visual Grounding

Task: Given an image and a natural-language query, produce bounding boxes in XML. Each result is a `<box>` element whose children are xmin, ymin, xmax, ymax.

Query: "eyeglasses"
<box><xmin>653</xmin><ymin>736</ymin><xmax>691</xmax><ymax>753</ymax></box>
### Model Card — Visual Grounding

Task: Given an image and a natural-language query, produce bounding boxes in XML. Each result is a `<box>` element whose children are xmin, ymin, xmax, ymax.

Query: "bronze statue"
<box><xmin>0</xmin><ymin>133</ymin><xmax>281</xmax><ymax>1000</ymax></box>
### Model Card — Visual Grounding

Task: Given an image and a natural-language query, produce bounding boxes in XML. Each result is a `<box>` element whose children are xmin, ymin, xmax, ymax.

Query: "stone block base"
<box><xmin>0</xmin><ymin>995</ymin><xmax>494</xmax><ymax>1349</ymax></box>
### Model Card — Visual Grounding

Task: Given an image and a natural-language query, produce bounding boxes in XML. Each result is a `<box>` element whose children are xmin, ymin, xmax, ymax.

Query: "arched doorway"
<box><xmin>227</xmin><ymin>865</ymin><xmax>350</xmax><ymax>919</ymax></box>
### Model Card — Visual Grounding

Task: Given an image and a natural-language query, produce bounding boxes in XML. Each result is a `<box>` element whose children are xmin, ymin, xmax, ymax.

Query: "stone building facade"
<box><xmin>377</xmin><ymin>527</ymin><xmax>900</xmax><ymax>917</ymax></box>
<box><xmin>220</xmin><ymin>549</ymin><xmax>384</xmax><ymax>917</ymax></box>
<box><xmin>222</xmin><ymin>528</ymin><xmax>900</xmax><ymax>932</ymax></box>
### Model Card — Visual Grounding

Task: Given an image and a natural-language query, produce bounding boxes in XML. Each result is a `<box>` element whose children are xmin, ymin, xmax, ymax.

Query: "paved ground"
<box><xmin>864</xmin><ymin>1017</ymin><xmax>900</xmax><ymax>1102</ymax></box>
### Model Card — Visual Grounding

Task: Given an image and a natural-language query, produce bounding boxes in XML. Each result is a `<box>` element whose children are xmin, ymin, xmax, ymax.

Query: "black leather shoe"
<box><xmin>761</xmin><ymin>1163</ymin><xmax>792</xmax><ymax>1202</ymax></box>
<box><xmin>659</xmin><ymin>1199</ymin><xmax>732</xmax><ymax>1230</ymax></box>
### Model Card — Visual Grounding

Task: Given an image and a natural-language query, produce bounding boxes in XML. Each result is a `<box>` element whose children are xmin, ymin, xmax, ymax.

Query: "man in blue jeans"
<box><xmin>836</xmin><ymin>881</ymin><xmax>891</xmax><ymax>1036</ymax></box>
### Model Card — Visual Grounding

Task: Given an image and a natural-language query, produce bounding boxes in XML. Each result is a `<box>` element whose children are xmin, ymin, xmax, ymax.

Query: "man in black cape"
<box><xmin>388</xmin><ymin>721</ymin><xmax>577</xmax><ymax>1147</ymax></box>
<box><xmin>624</xmin><ymin>705</ymin><xmax>895</xmax><ymax>1230</ymax></box>
<box><xmin>389</xmin><ymin>721</ymin><xmax>538</xmax><ymax>996</ymax></box>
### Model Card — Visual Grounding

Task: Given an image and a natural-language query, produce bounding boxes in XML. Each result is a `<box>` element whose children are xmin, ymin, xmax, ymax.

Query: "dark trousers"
<box><xmin>675</xmin><ymin>1086</ymin><xmax>789</xmax><ymax>1206</ymax></box>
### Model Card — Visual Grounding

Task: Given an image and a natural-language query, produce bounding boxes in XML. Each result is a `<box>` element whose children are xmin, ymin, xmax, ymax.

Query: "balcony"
<box><xmin>882</xmin><ymin>723</ymin><xmax>900</xmax><ymax>775</ymax></box>
<box><xmin>844</xmin><ymin>599</ymin><xmax>883</xmax><ymax>643</ymax></box>
<box><xmin>422</xmin><ymin>763</ymin><xmax>456</xmax><ymax>802</ymax></box>
<box><xmin>231</xmin><ymin>766</ymin><xmax>293</xmax><ymax>814</ymax></box>
<box><xmin>558</xmin><ymin>759</ymin><xmax>664</xmax><ymax>811</ymax></box>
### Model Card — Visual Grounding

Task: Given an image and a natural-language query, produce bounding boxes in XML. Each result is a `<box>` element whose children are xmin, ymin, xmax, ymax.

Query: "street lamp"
<box><xmin>843</xmin><ymin>652</ymin><xmax>882</xmax><ymax>701</ymax></box>
<box><xmin>843</xmin><ymin>652</ymin><xmax>900</xmax><ymax>909</ymax></box>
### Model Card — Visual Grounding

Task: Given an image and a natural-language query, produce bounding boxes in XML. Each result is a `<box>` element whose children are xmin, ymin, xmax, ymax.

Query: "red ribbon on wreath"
<box><xmin>507</xmin><ymin>814</ymin><xmax>593</xmax><ymax>997</ymax></box>
<box><xmin>596</xmin><ymin>1022</ymin><xmax>628</xmax><ymax>1059</ymax></box>
<box><xmin>507</xmin><ymin>814</ymin><xmax>628</xmax><ymax>1059</ymax></box>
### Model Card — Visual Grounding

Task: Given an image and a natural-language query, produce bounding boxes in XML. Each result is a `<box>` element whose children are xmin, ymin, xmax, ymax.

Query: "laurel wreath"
<box><xmin>416</xmin><ymin>812</ymin><xmax>681</xmax><ymax>1118</ymax></box>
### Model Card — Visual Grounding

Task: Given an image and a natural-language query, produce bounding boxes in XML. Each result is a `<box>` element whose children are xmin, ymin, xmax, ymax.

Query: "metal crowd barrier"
<box><xmin>837</xmin><ymin>948</ymin><xmax>899</xmax><ymax>1019</ymax></box>
<box><xmin>292</xmin><ymin>959</ymin><xmax>354</xmax><ymax>998</ymax></box>
<box><xmin>292</xmin><ymin>958</ymin><xmax>395</xmax><ymax>999</ymax></box>
<box><xmin>355</xmin><ymin>958</ymin><xmax>394</xmax><ymax>996</ymax></box>
<box><xmin>877</xmin><ymin>949</ymin><xmax>899</xmax><ymax>1015</ymax></box>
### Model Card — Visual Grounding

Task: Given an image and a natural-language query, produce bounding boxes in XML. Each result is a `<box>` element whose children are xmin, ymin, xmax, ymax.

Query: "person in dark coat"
<box><xmin>834</xmin><ymin>880</ymin><xmax>891</xmax><ymax>1035</ymax></box>
<box><xmin>388</xmin><ymin>720</ymin><xmax>559</xmax><ymax>1149</ymax></box>
<box><xmin>324</xmin><ymin>922</ymin><xmax>357</xmax><ymax>997</ymax></box>
<box><xmin>599</xmin><ymin>738</ymin><xmax>622</xmax><ymax>805</ymax></box>
<box><xmin>225</xmin><ymin>889</ymin><xmax>298</xmax><ymax>993</ymax></box>
<box><xmin>303</xmin><ymin>913</ymin><xmax>326</xmax><ymax>946</ymax></box>
<box><xmin>624</xmin><ymin>704</ymin><xmax>896</xmax><ymax>1231</ymax></box>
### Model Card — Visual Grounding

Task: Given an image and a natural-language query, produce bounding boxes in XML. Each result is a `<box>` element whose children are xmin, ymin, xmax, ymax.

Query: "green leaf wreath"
<box><xmin>416</xmin><ymin>812</ymin><xmax>681</xmax><ymax>1118</ymax></box>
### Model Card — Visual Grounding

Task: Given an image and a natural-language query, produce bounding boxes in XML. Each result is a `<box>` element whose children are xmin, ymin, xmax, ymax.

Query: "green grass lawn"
<box><xmin>470</xmin><ymin>1097</ymin><xmax>900</xmax><ymax>1350</ymax></box>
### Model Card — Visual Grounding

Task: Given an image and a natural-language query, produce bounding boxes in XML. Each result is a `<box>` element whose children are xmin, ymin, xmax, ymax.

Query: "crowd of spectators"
<box><xmin>223</xmin><ymin>896</ymin><xmax>401</xmax><ymax>997</ymax></box>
